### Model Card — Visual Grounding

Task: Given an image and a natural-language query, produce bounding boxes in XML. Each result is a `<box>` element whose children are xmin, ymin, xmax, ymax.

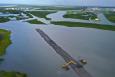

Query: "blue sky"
<box><xmin>0</xmin><ymin>0</ymin><xmax>115</xmax><ymax>6</ymax></box>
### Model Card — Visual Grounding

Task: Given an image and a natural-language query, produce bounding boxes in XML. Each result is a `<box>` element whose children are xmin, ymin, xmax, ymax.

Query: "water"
<box><xmin>47</xmin><ymin>11</ymin><xmax>115</xmax><ymax>25</ymax></box>
<box><xmin>0</xmin><ymin>14</ymin><xmax>19</xmax><ymax>17</ymax></box>
<box><xmin>0</xmin><ymin>10</ymin><xmax>115</xmax><ymax>77</ymax></box>
<box><xmin>0</xmin><ymin>21</ymin><xmax>77</xmax><ymax>77</ymax></box>
<box><xmin>39</xmin><ymin>26</ymin><xmax>115</xmax><ymax>77</ymax></box>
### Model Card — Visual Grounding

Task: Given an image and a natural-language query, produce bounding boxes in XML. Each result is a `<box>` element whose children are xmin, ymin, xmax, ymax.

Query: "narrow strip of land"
<box><xmin>36</xmin><ymin>29</ymin><xmax>92</xmax><ymax>77</ymax></box>
<box><xmin>51</xmin><ymin>21</ymin><xmax>115</xmax><ymax>31</ymax></box>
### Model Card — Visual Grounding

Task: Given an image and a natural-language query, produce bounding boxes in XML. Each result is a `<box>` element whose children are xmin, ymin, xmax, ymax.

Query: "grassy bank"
<box><xmin>23</xmin><ymin>12</ymin><xmax>33</xmax><ymax>18</ymax></box>
<box><xmin>64</xmin><ymin>11</ymin><xmax>98</xmax><ymax>20</ymax></box>
<box><xmin>104</xmin><ymin>11</ymin><xmax>115</xmax><ymax>23</ymax></box>
<box><xmin>0</xmin><ymin>71</ymin><xmax>27</xmax><ymax>77</ymax></box>
<box><xmin>0</xmin><ymin>29</ymin><xmax>11</xmax><ymax>56</ymax></box>
<box><xmin>27</xmin><ymin>19</ymin><xmax>44</xmax><ymax>24</ymax></box>
<box><xmin>0</xmin><ymin>10</ymin><xmax>21</xmax><ymax>14</ymax></box>
<box><xmin>51</xmin><ymin>21</ymin><xmax>115</xmax><ymax>31</ymax></box>
<box><xmin>28</xmin><ymin>11</ymin><xmax>56</xmax><ymax>19</ymax></box>
<box><xmin>0</xmin><ymin>17</ymin><xmax>10</xmax><ymax>23</ymax></box>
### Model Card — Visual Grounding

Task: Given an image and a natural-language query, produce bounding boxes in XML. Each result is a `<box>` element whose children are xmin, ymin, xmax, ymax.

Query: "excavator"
<box><xmin>62</xmin><ymin>59</ymin><xmax>87</xmax><ymax>70</ymax></box>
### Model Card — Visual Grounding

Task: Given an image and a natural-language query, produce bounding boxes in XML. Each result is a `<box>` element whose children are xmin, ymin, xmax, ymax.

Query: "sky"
<box><xmin>0</xmin><ymin>0</ymin><xmax>115</xmax><ymax>6</ymax></box>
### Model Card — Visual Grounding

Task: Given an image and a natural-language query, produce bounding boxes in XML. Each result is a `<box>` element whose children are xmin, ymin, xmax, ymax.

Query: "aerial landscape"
<box><xmin>0</xmin><ymin>0</ymin><xmax>115</xmax><ymax>77</ymax></box>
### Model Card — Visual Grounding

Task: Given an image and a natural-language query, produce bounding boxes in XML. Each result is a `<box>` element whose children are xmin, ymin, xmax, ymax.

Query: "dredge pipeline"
<box><xmin>36</xmin><ymin>29</ymin><xmax>92</xmax><ymax>77</ymax></box>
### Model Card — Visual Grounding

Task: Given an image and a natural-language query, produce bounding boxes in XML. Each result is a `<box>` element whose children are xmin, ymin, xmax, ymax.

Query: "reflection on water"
<box><xmin>34</xmin><ymin>24</ymin><xmax>115</xmax><ymax>77</ymax></box>
<box><xmin>0</xmin><ymin>18</ymin><xmax>115</xmax><ymax>77</ymax></box>
<box><xmin>0</xmin><ymin>58</ymin><xmax>4</xmax><ymax>64</ymax></box>
<box><xmin>0</xmin><ymin>21</ymin><xmax>78</xmax><ymax>77</ymax></box>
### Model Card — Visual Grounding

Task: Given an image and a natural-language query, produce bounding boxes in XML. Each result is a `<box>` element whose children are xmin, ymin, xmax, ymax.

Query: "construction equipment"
<box><xmin>36</xmin><ymin>29</ymin><xmax>92</xmax><ymax>77</ymax></box>
<box><xmin>62</xmin><ymin>59</ymin><xmax>87</xmax><ymax>70</ymax></box>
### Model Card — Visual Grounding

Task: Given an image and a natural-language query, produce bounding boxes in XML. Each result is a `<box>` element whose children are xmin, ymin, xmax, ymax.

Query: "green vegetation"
<box><xmin>0</xmin><ymin>17</ymin><xmax>10</xmax><ymax>23</ymax></box>
<box><xmin>16</xmin><ymin>15</ymin><xmax>26</xmax><ymax>20</ymax></box>
<box><xmin>15</xmin><ymin>12</ymin><xmax>33</xmax><ymax>20</ymax></box>
<box><xmin>64</xmin><ymin>11</ymin><xmax>98</xmax><ymax>20</ymax></box>
<box><xmin>0</xmin><ymin>29</ymin><xmax>11</xmax><ymax>56</ymax></box>
<box><xmin>0</xmin><ymin>71</ymin><xmax>27</xmax><ymax>77</ymax></box>
<box><xmin>28</xmin><ymin>11</ymin><xmax>56</xmax><ymax>19</ymax></box>
<box><xmin>32</xmin><ymin>6</ymin><xmax>85</xmax><ymax>10</ymax></box>
<box><xmin>23</xmin><ymin>12</ymin><xmax>33</xmax><ymax>18</ymax></box>
<box><xmin>0</xmin><ymin>10</ymin><xmax>21</xmax><ymax>14</ymax></box>
<box><xmin>45</xmin><ymin>18</ymin><xmax>51</xmax><ymax>20</ymax></box>
<box><xmin>0</xmin><ymin>10</ymin><xmax>33</xmax><ymax>21</ymax></box>
<box><xmin>27</xmin><ymin>19</ymin><xmax>44</xmax><ymax>24</ymax></box>
<box><xmin>51</xmin><ymin>21</ymin><xmax>115</xmax><ymax>31</ymax></box>
<box><xmin>0</xmin><ymin>30</ymin><xmax>26</xmax><ymax>77</ymax></box>
<box><xmin>16</xmin><ymin>16</ymin><xmax>22</xmax><ymax>20</ymax></box>
<box><xmin>104</xmin><ymin>11</ymin><xmax>115</xmax><ymax>23</ymax></box>
<box><xmin>25</xmin><ymin>13</ymin><xmax>33</xmax><ymax>18</ymax></box>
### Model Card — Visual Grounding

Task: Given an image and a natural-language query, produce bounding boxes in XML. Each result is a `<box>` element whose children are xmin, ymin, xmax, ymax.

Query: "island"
<box><xmin>51</xmin><ymin>21</ymin><xmax>115</xmax><ymax>31</ymax></box>
<box><xmin>64</xmin><ymin>11</ymin><xmax>98</xmax><ymax>20</ymax></box>
<box><xmin>0</xmin><ymin>9</ymin><xmax>33</xmax><ymax>21</ymax></box>
<box><xmin>104</xmin><ymin>11</ymin><xmax>115</xmax><ymax>23</ymax></box>
<box><xmin>0</xmin><ymin>71</ymin><xmax>27</xmax><ymax>77</ymax></box>
<box><xmin>27</xmin><ymin>19</ymin><xmax>44</xmax><ymax>24</ymax></box>
<box><xmin>28</xmin><ymin>11</ymin><xmax>56</xmax><ymax>20</ymax></box>
<box><xmin>0</xmin><ymin>29</ymin><xmax>27</xmax><ymax>77</ymax></box>
<box><xmin>0</xmin><ymin>17</ymin><xmax>10</xmax><ymax>23</ymax></box>
<box><xmin>0</xmin><ymin>29</ymin><xmax>11</xmax><ymax>56</ymax></box>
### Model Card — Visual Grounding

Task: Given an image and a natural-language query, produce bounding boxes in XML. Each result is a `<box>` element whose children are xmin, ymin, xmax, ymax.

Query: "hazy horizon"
<box><xmin>0</xmin><ymin>0</ymin><xmax>115</xmax><ymax>7</ymax></box>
